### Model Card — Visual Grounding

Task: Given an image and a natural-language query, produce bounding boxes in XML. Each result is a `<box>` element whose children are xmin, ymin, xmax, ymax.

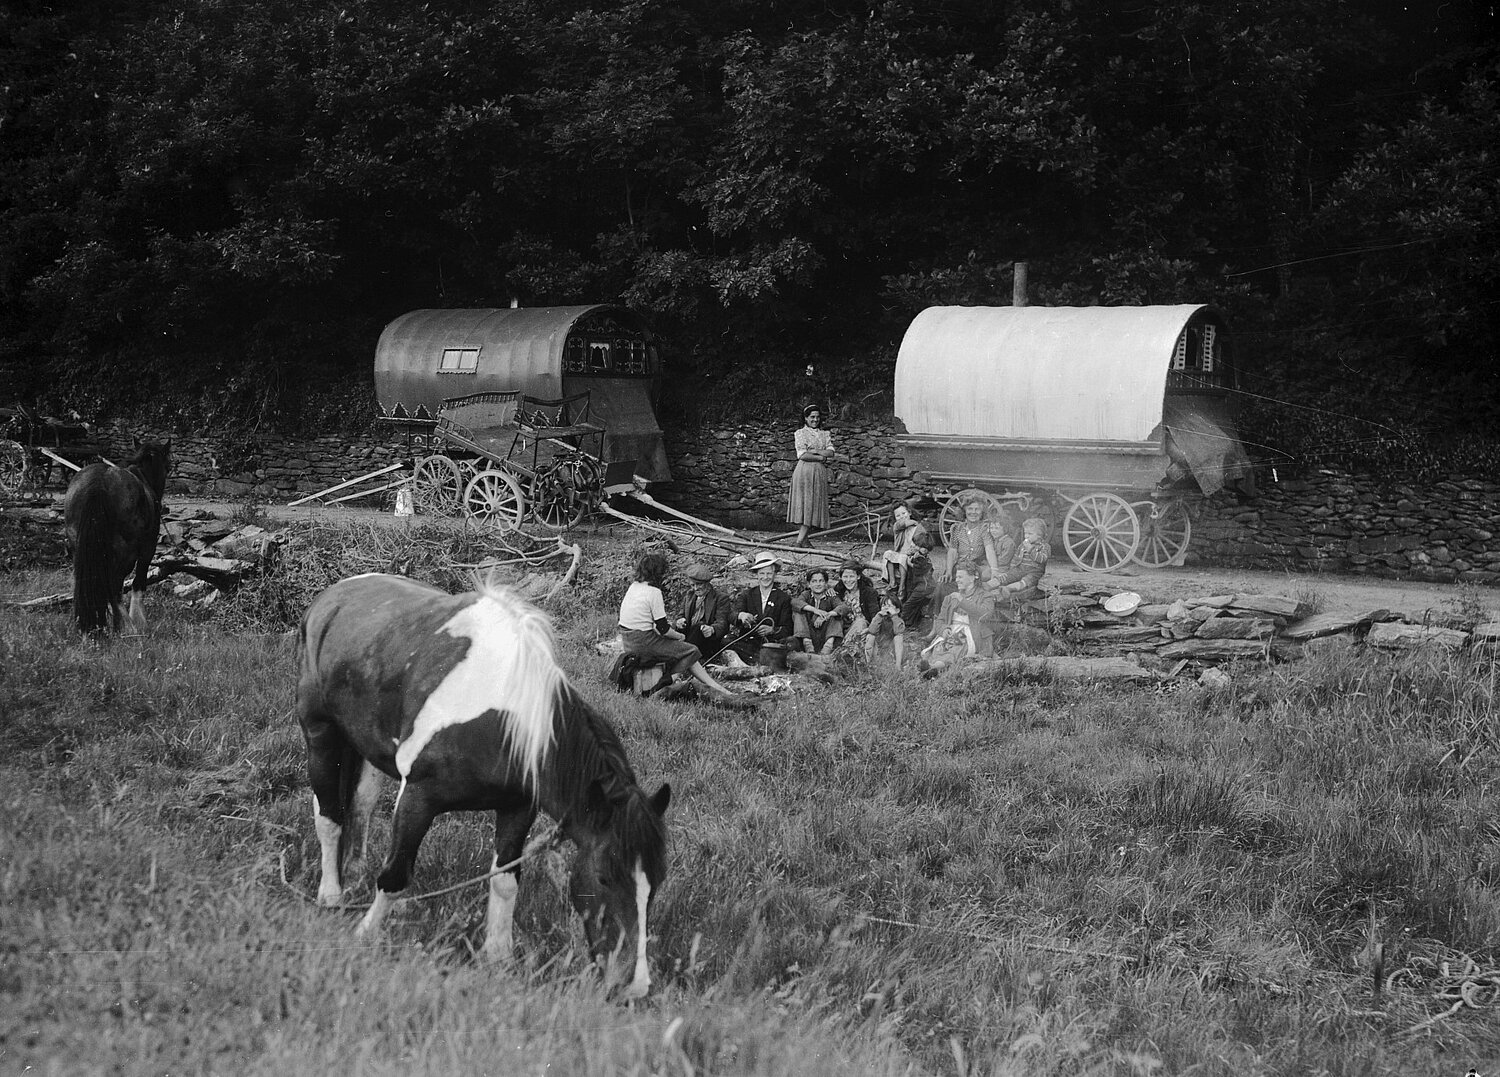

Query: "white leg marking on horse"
<box><xmin>482</xmin><ymin>859</ymin><xmax>518</xmax><ymax>962</ymax></box>
<box><xmin>312</xmin><ymin>796</ymin><xmax>343</xmax><ymax>906</ymax></box>
<box><xmin>623</xmin><ymin>860</ymin><xmax>652</xmax><ymax>999</ymax></box>
<box><xmin>357</xmin><ymin>889</ymin><xmax>395</xmax><ymax>937</ymax></box>
<box><xmin>127</xmin><ymin>590</ymin><xmax>146</xmax><ymax>632</ymax></box>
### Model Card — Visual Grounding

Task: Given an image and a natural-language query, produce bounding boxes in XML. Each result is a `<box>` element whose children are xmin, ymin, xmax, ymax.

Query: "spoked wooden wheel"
<box><xmin>1061</xmin><ymin>493</ymin><xmax>1140</xmax><ymax>572</ymax></box>
<box><xmin>410</xmin><ymin>454</ymin><xmax>463</xmax><ymax>516</ymax></box>
<box><xmin>937</xmin><ymin>488</ymin><xmax>1004</xmax><ymax>547</ymax></box>
<box><xmin>0</xmin><ymin>440</ymin><xmax>28</xmax><ymax>497</ymax></box>
<box><xmin>462</xmin><ymin>469</ymin><xmax>526</xmax><ymax>533</ymax></box>
<box><xmin>529</xmin><ymin>457</ymin><xmax>600</xmax><ymax>532</ymax></box>
<box><xmin>1131</xmin><ymin>500</ymin><xmax>1193</xmax><ymax>568</ymax></box>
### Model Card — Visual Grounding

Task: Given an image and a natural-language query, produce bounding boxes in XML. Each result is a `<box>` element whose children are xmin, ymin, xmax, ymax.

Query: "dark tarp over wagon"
<box><xmin>374</xmin><ymin>305</ymin><xmax>671</xmax><ymax>484</ymax></box>
<box><xmin>894</xmin><ymin>304</ymin><xmax>1254</xmax><ymax>571</ymax></box>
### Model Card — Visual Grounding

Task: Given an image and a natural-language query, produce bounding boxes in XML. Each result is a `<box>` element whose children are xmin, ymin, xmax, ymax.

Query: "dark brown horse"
<box><xmin>63</xmin><ymin>440</ymin><xmax>171</xmax><ymax>636</ymax></box>
<box><xmin>296</xmin><ymin>573</ymin><xmax>670</xmax><ymax>997</ymax></box>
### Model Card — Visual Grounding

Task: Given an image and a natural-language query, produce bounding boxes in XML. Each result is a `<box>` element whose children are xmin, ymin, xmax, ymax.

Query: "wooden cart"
<box><xmin>0</xmin><ymin>404</ymin><xmax>103</xmax><ymax>498</ymax></box>
<box><xmin>894</xmin><ymin>305</ymin><xmax>1253</xmax><ymax>572</ymax></box>
<box><xmin>404</xmin><ymin>389</ymin><xmax>608</xmax><ymax>532</ymax></box>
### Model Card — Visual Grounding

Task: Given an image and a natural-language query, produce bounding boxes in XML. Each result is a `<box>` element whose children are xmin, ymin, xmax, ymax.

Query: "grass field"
<box><xmin>4</xmin><ymin>520</ymin><xmax>1500</xmax><ymax>1076</ymax></box>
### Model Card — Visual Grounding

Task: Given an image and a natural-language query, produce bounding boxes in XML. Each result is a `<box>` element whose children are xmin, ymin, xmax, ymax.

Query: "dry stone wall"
<box><xmin>665</xmin><ymin>420</ymin><xmax>1500</xmax><ymax>586</ymax></box>
<box><xmin>99</xmin><ymin>425</ymin><xmax>406</xmax><ymax>500</ymax></box>
<box><xmin>100</xmin><ymin>417</ymin><xmax>1500</xmax><ymax>586</ymax></box>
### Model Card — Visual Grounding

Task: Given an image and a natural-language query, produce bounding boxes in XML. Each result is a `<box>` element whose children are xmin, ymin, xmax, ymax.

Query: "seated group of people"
<box><xmin>616</xmin><ymin>497</ymin><xmax>1054</xmax><ymax>696</ymax></box>
<box><xmin>879</xmin><ymin>496</ymin><xmax>1054</xmax><ymax>672</ymax></box>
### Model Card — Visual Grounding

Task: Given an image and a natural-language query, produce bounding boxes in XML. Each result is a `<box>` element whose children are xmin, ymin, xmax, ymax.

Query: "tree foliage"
<box><xmin>0</xmin><ymin>0</ymin><xmax>1494</xmax><ymax>434</ymax></box>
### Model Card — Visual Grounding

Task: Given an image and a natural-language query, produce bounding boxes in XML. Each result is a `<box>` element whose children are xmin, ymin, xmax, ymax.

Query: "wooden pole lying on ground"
<box><xmin>765</xmin><ymin>515</ymin><xmax>876</xmax><ymax>543</ymax></box>
<box><xmin>288</xmin><ymin>462</ymin><xmax>405</xmax><ymax>507</ymax></box>
<box><xmin>327</xmin><ymin>476</ymin><xmax>409</xmax><ymax>506</ymax></box>
<box><xmin>601</xmin><ymin>503</ymin><xmax>847</xmax><ymax>563</ymax></box>
<box><xmin>625</xmin><ymin>490</ymin><xmax>738</xmax><ymax>535</ymax></box>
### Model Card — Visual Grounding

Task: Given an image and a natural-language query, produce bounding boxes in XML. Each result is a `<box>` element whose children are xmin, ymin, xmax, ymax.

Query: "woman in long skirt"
<box><xmin>787</xmin><ymin>403</ymin><xmax>833</xmax><ymax>547</ymax></box>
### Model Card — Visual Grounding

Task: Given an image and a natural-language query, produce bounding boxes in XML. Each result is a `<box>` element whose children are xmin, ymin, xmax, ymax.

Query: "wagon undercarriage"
<box><xmin>401</xmin><ymin>390</ymin><xmax>609</xmax><ymax>533</ymax></box>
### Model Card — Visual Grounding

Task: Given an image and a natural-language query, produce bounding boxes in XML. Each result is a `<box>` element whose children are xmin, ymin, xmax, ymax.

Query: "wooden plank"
<box><xmin>600</xmin><ymin>503</ymin><xmax>846</xmax><ymax>563</ymax></box>
<box><xmin>765</xmin><ymin>516</ymin><xmax>873</xmax><ymax>543</ymax></box>
<box><xmin>8</xmin><ymin>591</ymin><xmax>70</xmax><ymax>608</ymax></box>
<box><xmin>288</xmin><ymin>462</ymin><xmax>404</xmax><ymax>506</ymax></box>
<box><xmin>626</xmin><ymin>491</ymin><xmax>737</xmax><ymax>535</ymax></box>
<box><xmin>38</xmin><ymin>447</ymin><xmax>84</xmax><ymax>472</ymax></box>
<box><xmin>327</xmin><ymin>476</ymin><xmax>408</xmax><ymax>505</ymax></box>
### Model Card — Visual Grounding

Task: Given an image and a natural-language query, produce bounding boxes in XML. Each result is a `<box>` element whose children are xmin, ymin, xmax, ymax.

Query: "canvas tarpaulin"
<box><xmin>1160</xmin><ymin>396</ymin><xmax>1252</xmax><ymax>496</ymax></box>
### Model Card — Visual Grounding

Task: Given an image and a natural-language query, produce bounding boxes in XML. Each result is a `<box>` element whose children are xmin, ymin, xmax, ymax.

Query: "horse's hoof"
<box><xmin>316</xmin><ymin>889</ymin><xmax>344</xmax><ymax>907</ymax></box>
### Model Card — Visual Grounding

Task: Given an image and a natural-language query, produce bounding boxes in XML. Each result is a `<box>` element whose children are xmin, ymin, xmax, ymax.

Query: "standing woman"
<box><xmin>788</xmin><ymin>404</ymin><xmax>834</xmax><ymax>547</ymax></box>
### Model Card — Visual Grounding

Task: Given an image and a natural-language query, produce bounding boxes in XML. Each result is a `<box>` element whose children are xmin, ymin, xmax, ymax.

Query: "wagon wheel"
<box><xmin>456</xmin><ymin>458</ymin><xmax>483</xmax><ymax>487</ymax></box>
<box><xmin>0</xmin><ymin>439</ymin><xmax>28</xmax><ymax>497</ymax></box>
<box><xmin>529</xmin><ymin>456</ymin><xmax>601</xmax><ymax>532</ymax></box>
<box><xmin>410</xmin><ymin>455</ymin><xmax>463</xmax><ymax>516</ymax></box>
<box><xmin>937</xmin><ymin>488</ymin><xmax>1004</xmax><ymax>547</ymax></box>
<box><xmin>1131</xmin><ymin>500</ymin><xmax>1193</xmax><ymax>568</ymax></box>
<box><xmin>462</xmin><ymin>469</ymin><xmax>526</xmax><ymax>533</ymax></box>
<box><xmin>1060</xmin><ymin>493</ymin><xmax>1140</xmax><ymax>572</ymax></box>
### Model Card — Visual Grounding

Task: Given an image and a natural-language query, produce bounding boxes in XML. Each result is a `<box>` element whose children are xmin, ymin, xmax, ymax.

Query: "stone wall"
<box><xmin>100</xmin><ymin>417</ymin><xmax>1500</xmax><ymax>585</ymax></box>
<box><xmin>1191</xmin><ymin>471</ymin><xmax>1500</xmax><ymax>584</ymax></box>
<box><xmin>662</xmin><ymin>419</ymin><xmax>1500</xmax><ymax>586</ymax></box>
<box><xmin>100</xmin><ymin>424</ymin><xmax>406</xmax><ymax>499</ymax></box>
<box><xmin>665</xmin><ymin>419</ymin><xmax>916</xmax><ymax>530</ymax></box>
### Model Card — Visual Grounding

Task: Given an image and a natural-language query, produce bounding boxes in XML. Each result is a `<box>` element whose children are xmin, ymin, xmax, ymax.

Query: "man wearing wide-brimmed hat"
<box><xmin>729</xmin><ymin>551</ymin><xmax>794</xmax><ymax>663</ymax></box>
<box><xmin>673</xmin><ymin>562</ymin><xmax>732</xmax><ymax>660</ymax></box>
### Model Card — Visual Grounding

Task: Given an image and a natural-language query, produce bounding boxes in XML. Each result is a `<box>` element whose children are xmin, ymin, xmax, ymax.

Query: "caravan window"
<box><xmin>1167</xmin><ymin>322</ymin><xmax>1228</xmax><ymax>390</ymax></box>
<box><xmin>439</xmin><ymin>348</ymin><xmax>480</xmax><ymax>373</ymax></box>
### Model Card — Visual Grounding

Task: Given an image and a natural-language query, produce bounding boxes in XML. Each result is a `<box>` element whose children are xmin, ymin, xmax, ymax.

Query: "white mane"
<box><xmin>394</xmin><ymin>580</ymin><xmax>563</xmax><ymax>791</ymax></box>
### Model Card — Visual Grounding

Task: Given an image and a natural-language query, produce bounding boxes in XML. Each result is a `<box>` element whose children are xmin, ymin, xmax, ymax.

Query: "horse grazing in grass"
<box><xmin>296</xmin><ymin>573</ymin><xmax>671</xmax><ymax>998</ymax></box>
<box><xmin>63</xmin><ymin>439</ymin><xmax>171</xmax><ymax>636</ymax></box>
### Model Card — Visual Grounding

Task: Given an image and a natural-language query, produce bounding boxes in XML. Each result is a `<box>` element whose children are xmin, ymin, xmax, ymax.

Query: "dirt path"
<box><xmin>153</xmin><ymin>496</ymin><xmax>1497</xmax><ymax>625</ymax></box>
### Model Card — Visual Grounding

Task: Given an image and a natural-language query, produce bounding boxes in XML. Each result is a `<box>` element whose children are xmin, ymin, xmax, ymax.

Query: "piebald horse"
<box><xmin>296</xmin><ymin>573</ymin><xmax>670</xmax><ymax>997</ymax></box>
<box><xmin>62</xmin><ymin>439</ymin><xmax>171</xmax><ymax>635</ymax></box>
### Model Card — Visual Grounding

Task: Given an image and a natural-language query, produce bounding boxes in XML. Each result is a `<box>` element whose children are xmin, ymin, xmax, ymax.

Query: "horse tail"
<box><xmin>72</xmin><ymin>483</ymin><xmax>115</xmax><ymax>634</ymax></box>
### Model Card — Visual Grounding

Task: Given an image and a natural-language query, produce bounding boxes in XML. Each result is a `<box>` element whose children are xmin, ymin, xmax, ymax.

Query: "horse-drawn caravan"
<box><xmin>374</xmin><ymin>305</ymin><xmax>670</xmax><ymax>531</ymax></box>
<box><xmin>895</xmin><ymin>304</ymin><xmax>1253</xmax><ymax>572</ymax></box>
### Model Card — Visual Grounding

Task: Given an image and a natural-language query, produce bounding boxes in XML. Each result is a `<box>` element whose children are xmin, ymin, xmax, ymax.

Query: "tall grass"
<box><xmin>4</xmin><ymin>524</ymin><xmax>1500</xmax><ymax>1075</ymax></box>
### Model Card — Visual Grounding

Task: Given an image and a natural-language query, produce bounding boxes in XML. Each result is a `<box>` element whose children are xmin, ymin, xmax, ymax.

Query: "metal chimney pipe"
<box><xmin>1013</xmin><ymin>262</ymin><xmax>1028</xmax><ymax>307</ymax></box>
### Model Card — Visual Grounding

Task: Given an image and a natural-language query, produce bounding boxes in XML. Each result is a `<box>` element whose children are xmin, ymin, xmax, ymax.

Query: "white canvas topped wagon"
<box><xmin>894</xmin><ymin>304</ymin><xmax>1253</xmax><ymax>572</ymax></box>
<box><xmin>373</xmin><ymin>305</ymin><xmax>670</xmax><ymax>531</ymax></box>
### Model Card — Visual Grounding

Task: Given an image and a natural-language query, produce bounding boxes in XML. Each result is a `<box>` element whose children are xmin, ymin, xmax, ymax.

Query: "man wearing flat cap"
<box><xmin>673</xmin><ymin>562</ymin><xmax>732</xmax><ymax>660</ymax></box>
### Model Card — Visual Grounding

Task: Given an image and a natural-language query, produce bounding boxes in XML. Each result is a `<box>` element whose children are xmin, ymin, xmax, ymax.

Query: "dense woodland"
<box><xmin>1</xmin><ymin>0</ymin><xmax>1496</xmax><ymax>472</ymax></box>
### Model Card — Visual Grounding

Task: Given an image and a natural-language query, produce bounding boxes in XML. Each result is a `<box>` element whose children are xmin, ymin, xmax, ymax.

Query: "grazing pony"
<box><xmin>296</xmin><ymin>573</ymin><xmax>671</xmax><ymax>997</ymax></box>
<box><xmin>63</xmin><ymin>439</ymin><xmax>171</xmax><ymax>636</ymax></box>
